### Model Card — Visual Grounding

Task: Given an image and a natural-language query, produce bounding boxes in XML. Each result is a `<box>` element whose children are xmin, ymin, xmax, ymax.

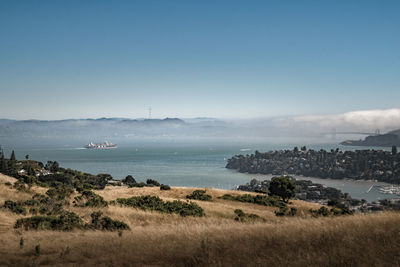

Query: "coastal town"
<box><xmin>226</xmin><ymin>146</ymin><xmax>400</xmax><ymax>184</ymax></box>
<box><xmin>236</xmin><ymin>178</ymin><xmax>400</xmax><ymax>212</ymax></box>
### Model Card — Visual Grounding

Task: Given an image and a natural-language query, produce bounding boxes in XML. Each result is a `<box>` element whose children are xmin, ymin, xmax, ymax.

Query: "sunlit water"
<box><xmin>3</xmin><ymin>141</ymin><xmax>399</xmax><ymax>202</ymax></box>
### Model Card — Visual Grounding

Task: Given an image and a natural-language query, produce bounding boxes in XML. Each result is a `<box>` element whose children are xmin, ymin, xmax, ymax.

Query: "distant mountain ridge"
<box><xmin>0</xmin><ymin>117</ymin><xmax>185</xmax><ymax>123</ymax></box>
<box><xmin>0</xmin><ymin>117</ymin><xmax>234</xmax><ymax>142</ymax></box>
<box><xmin>341</xmin><ymin>129</ymin><xmax>400</xmax><ymax>147</ymax></box>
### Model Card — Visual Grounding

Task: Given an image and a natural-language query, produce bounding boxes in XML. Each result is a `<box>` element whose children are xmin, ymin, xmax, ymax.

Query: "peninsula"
<box><xmin>226</xmin><ymin>147</ymin><xmax>400</xmax><ymax>184</ymax></box>
<box><xmin>341</xmin><ymin>129</ymin><xmax>400</xmax><ymax>147</ymax></box>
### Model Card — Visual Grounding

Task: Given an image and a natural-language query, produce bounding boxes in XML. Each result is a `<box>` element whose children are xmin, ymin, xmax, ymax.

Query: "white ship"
<box><xmin>84</xmin><ymin>141</ymin><xmax>117</xmax><ymax>149</ymax></box>
<box><xmin>379</xmin><ymin>185</ymin><xmax>400</xmax><ymax>195</ymax></box>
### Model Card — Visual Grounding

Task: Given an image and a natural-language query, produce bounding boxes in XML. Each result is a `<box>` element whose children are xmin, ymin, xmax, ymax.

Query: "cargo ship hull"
<box><xmin>84</xmin><ymin>141</ymin><xmax>117</xmax><ymax>149</ymax></box>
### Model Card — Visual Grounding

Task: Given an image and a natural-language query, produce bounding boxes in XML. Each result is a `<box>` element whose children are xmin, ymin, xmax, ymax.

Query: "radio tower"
<box><xmin>148</xmin><ymin>107</ymin><xmax>152</xmax><ymax>119</ymax></box>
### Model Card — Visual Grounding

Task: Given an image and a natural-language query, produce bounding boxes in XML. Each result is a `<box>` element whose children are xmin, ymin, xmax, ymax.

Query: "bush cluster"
<box><xmin>90</xmin><ymin>211</ymin><xmax>130</xmax><ymax>231</ymax></box>
<box><xmin>160</xmin><ymin>184</ymin><xmax>171</xmax><ymax>190</ymax></box>
<box><xmin>275</xmin><ymin>207</ymin><xmax>297</xmax><ymax>216</ymax></box>
<box><xmin>125</xmin><ymin>178</ymin><xmax>162</xmax><ymax>188</ymax></box>
<box><xmin>14</xmin><ymin>211</ymin><xmax>83</xmax><ymax>231</ymax></box>
<box><xmin>327</xmin><ymin>199</ymin><xmax>353</xmax><ymax>215</ymax></box>
<box><xmin>74</xmin><ymin>190</ymin><xmax>108</xmax><ymax>207</ymax></box>
<box><xmin>309</xmin><ymin>205</ymin><xmax>353</xmax><ymax>217</ymax></box>
<box><xmin>186</xmin><ymin>190</ymin><xmax>212</xmax><ymax>201</ymax></box>
<box><xmin>219</xmin><ymin>194</ymin><xmax>286</xmax><ymax>208</ymax></box>
<box><xmin>36</xmin><ymin>168</ymin><xmax>112</xmax><ymax>190</ymax></box>
<box><xmin>146</xmin><ymin>179</ymin><xmax>160</xmax><ymax>186</ymax></box>
<box><xmin>234</xmin><ymin>209</ymin><xmax>261</xmax><ymax>222</ymax></box>
<box><xmin>127</xmin><ymin>182</ymin><xmax>147</xmax><ymax>188</ymax></box>
<box><xmin>46</xmin><ymin>184</ymin><xmax>74</xmax><ymax>201</ymax></box>
<box><xmin>13</xmin><ymin>210</ymin><xmax>130</xmax><ymax>232</ymax></box>
<box><xmin>114</xmin><ymin>195</ymin><xmax>204</xmax><ymax>217</ymax></box>
<box><xmin>122</xmin><ymin>175</ymin><xmax>136</xmax><ymax>186</ymax></box>
<box><xmin>13</xmin><ymin>179</ymin><xmax>29</xmax><ymax>192</ymax></box>
<box><xmin>2</xmin><ymin>200</ymin><xmax>27</xmax><ymax>215</ymax></box>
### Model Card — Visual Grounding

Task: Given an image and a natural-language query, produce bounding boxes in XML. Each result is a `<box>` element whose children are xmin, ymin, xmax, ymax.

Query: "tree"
<box><xmin>10</xmin><ymin>150</ymin><xmax>16</xmax><ymax>161</ymax></box>
<box><xmin>8</xmin><ymin>150</ymin><xmax>17</xmax><ymax>175</ymax></box>
<box><xmin>392</xmin><ymin>146</ymin><xmax>397</xmax><ymax>155</ymax></box>
<box><xmin>122</xmin><ymin>175</ymin><xmax>136</xmax><ymax>185</ymax></box>
<box><xmin>45</xmin><ymin>161</ymin><xmax>59</xmax><ymax>172</ymax></box>
<box><xmin>0</xmin><ymin>157</ymin><xmax>7</xmax><ymax>173</ymax></box>
<box><xmin>27</xmin><ymin>165</ymin><xmax>36</xmax><ymax>176</ymax></box>
<box><xmin>268</xmin><ymin>176</ymin><xmax>296</xmax><ymax>203</ymax></box>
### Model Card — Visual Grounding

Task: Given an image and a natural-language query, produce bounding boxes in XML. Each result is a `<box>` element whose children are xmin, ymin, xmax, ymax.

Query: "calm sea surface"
<box><xmin>4</xmin><ymin>142</ymin><xmax>399</xmax><ymax>202</ymax></box>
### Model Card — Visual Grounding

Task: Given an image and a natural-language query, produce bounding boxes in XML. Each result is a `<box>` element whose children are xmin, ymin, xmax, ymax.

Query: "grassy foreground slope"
<box><xmin>0</xmin><ymin>174</ymin><xmax>399</xmax><ymax>266</ymax></box>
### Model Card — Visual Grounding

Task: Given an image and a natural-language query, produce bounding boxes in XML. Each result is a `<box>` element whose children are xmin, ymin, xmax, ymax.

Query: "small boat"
<box><xmin>84</xmin><ymin>141</ymin><xmax>117</xmax><ymax>149</ymax></box>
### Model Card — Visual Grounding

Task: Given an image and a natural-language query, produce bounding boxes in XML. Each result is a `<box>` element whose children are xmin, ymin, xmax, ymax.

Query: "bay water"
<box><xmin>3</xmin><ymin>141</ymin><xmax>398</xmax><ymax>202</ymax></box>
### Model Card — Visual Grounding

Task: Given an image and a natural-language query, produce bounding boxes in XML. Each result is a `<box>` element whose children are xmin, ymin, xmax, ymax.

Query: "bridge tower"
<box><xmin>331</xmin><ymin>128</ymin><xmax>337</xmax><ymax>140</ymax></box>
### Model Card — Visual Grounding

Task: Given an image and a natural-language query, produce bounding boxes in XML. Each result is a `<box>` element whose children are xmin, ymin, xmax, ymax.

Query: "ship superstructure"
<box><xmin>84</xmin><ymin>141</ymin><xmax>117</xmax><ymax>149</ymax></box>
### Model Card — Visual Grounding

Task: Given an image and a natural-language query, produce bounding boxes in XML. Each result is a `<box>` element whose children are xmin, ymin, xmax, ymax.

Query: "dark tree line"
<box><xmin>227</xmin><ymin>147</ymin><xmax>400</xmax><ymax>184</ymax></box>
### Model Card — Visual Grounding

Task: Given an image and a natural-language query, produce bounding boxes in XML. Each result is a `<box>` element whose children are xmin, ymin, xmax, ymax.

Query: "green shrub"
<box><xmin>74</xmin><ymin>190</ymin><xmax>108</xmax><ymax>207</ymax></box>
<box><xmin>75</xmin><ymin>183</ymin><xmax>94</xmax><ymax>192</ymax></box>
<box><xmin>289</xmin><ymin>207</ymin><xmax>297</xmax><ymax>216</ymax></box>
<box><xmin>46</xmin><ymin>185</ymin><xmax>74</xmax><ymax>200</ymax></box>
<box><xmin>219</xmin><ymin>194</ymin><xmax>285</xmax><ymax>208</ymax></box>
<box><xmin>29</xmin><ymin>207</ymin><xmax>38</xmax><ymax>215</ymax></box>
<box><xmin>274</xmin><ymin>206</ymin><xmax>288</xmax><ymax>216</ymax></box>
<box><xmin>309</xmin><ymin>206</ymin><xmax>330</xmax><ymax>217</ymax></box>
<box><xmin>186</xmin><ymin>190</ymin><xmax>212</xmax><ymax>201</ymax></box>
<box><xmin>14</xmin><ymin>211</ymin><xmax>83</xmax><ymax>231</ymax></box>
<box><xmin>98</xmin><ymin>216</ymin><xmax>130</xmax><ymax>231</ymax></box>
<box><xmin>234</xmin><ymin>209</ymin><xmax>245</xmax><ymax>221</ymax></box>
<box><xmin>234</xmin><ymin>209</ymin><xmax>261</xmax><ymax>222</ymax></box>
<box><xmin>327</xmin><ymin>199</ymin><xmax>354</xmax><ymax>215</ymax></box>
<box><xmin>309</xmin><ymin>205</ymin><xmax>353</xmax><ymax>217</ymax></box>
<box><xmin>160</xmin><ymin>184</ymin><xmax>171</xmax><ymax>190</ymax></box>
<box><xmin>13</xmin><ymin>179</ymin><xmax>29</xmax><ymax>192</ymax></box>
<box><xmin>128</xmin><ymin>182</ymin><xmax>146</xmax><ymax>188</ymax></box>
<box><xmin>32</xmin><ymin>193</ymin><xmax>50</xmax><ymax>204</ymax></box>
<box><xmin>3</xmin><ymin>200</ymin><xmax>27</xmax><ymax>215</ymax></box>
<box><xmin>90</xmin><ymin>211</ymin><xmax>130</xmax><ymax>231</ymax></box>
<box><xmin>21</xmin><ymin>199</ymin><xmax>40</xmax><ymax>206</ymax></box>
<box><xmin>115</xmin><ymin>195</ymin><xmax>204</xmax><ymax>217</ymax></box>
<box><xmin>5</xmin><ymin>181</ymin><xmax>11</xmax><ymax>186</ymax></box>
<box><xmin>146</xmin><ymin>179</ymin><xmax>160</xmax><ymax>186</ymax></box>
<box><xmin>39</xmin><ymin>173</ymin><xmax>73</xmax><ymax>187</ymax></box>
<box><xmin>122</xmin><ymin>175</ymin><xmax>136</xmax><ymax>186</ymax></box>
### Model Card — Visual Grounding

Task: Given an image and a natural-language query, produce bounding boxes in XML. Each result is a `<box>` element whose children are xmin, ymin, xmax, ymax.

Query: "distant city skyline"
<box><xmin>0</xmin><ymin>0</ymin><xmax>399</xmax><ymax>120</ymax></box>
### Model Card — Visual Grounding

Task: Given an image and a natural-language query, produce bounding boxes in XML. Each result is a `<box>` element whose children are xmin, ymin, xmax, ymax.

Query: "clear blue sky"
<box><xmin>0</xmin><ymin>0</ymin><xmax>399</xmax><ymax>119</ymax></box>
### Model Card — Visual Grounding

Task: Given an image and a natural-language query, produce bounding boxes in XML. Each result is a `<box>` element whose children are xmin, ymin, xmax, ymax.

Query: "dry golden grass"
<box><xmin>0</xmin><ymin>174</ymin><xmax>399</xmax><ymax>266</ymax></box>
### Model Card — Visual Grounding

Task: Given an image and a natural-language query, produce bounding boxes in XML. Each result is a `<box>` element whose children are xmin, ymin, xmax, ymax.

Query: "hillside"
<box><xmin>341</xmin><ymin>129</ymin><xmax>400</xmax><ymax>147</ymax></box>
<box><xmin>0</xmin><ymin>173</ymin><xmax>399</xmax><ymax>266</ymax></box>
